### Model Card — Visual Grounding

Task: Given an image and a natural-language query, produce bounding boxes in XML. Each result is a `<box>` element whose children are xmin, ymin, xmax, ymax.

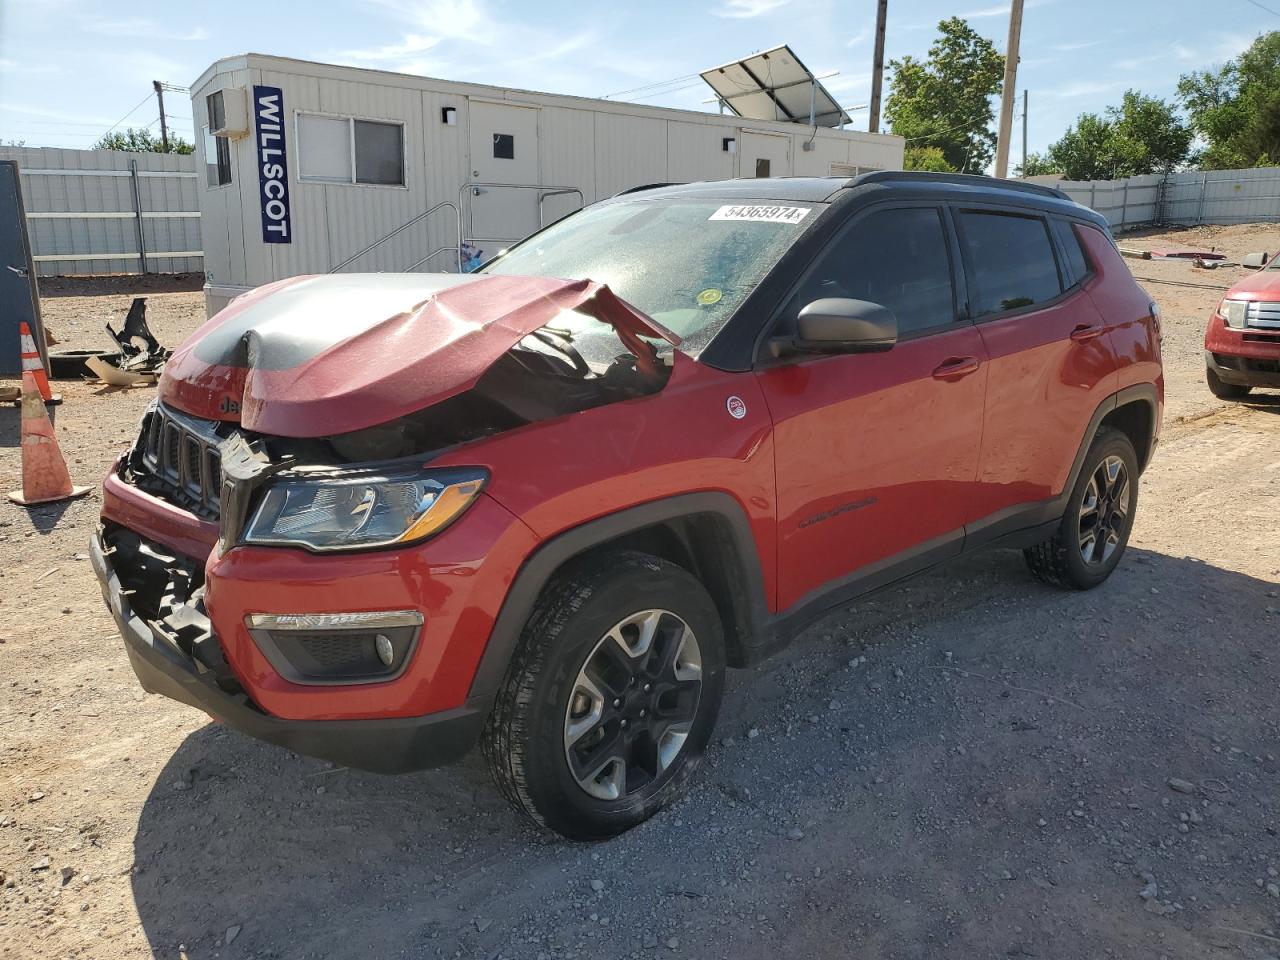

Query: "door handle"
<box><xmin>1070</xmin><ymin>323</ymin><xmax>1105</xmax><ymax>342</ymax></box>
<box><xmin>932</xmin><ymin>356</ymin><xmax>981</xmax><ymax>380</ymax></box>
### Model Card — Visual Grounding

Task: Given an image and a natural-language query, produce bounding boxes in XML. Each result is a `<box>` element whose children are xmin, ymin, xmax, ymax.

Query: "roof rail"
<box><xmin>852</xmin><ymin>170</ymin><xmax>1071</xmax><ymax>201</ymax></box>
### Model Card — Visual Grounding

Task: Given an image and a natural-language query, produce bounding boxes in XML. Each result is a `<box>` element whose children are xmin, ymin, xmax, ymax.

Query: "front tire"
<box><xmin>1025</xmin><ymin>427</ymin><xmax>1138</xmax><ymax>590</ymax></box>
<box><xmin>482</xmin><ymin>551</ymin><xmax>725</xmax><ymax>840</ymax></box>
<box><xmin>1207</xmin><ymin>366</ymin><xmax>1251</xmax><ymax>400</ymax></box>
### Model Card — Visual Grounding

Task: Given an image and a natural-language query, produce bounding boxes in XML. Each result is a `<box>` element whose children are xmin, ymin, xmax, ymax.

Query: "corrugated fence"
<box><xmin>0</xmin><ymin>146</ymin><xmax>202</xmax><ymax>277</ymax></box>
<box><xmin>1042</xmin><ymin>166</ymin><xmax>1280</xmax><ymax>233</ymax></box>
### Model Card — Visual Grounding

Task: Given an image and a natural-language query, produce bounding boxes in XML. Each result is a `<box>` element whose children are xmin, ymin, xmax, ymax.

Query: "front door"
<box><xmin>755</xmin><ymin>205</ymin><xmax>987</xmax><ymax>611</ymax></box>
<box><xmin>467</xmin><ymin>101</ymin><xmax>540</xmax><ymax>252</ymax></box>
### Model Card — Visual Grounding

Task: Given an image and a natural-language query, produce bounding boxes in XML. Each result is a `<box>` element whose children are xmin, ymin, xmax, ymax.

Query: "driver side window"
<box><xmin>780</xmin><ymin>206</ymin><xmax>957</xmax><ymax>338</ymax></box>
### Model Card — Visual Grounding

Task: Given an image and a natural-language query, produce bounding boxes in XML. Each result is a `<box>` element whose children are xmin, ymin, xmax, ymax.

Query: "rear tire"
<box><xmin>1206</xmin><ymin>366</ymin><xmax>1251</xmax><ymax>400</ymax></box>
<box><xmin>482</xmin><ymin>551</ymin><xmax>725</xmax><ymax>840</ymax></box>
<box><xmin>1025</xmin><ymin>427</ymin><xmax>1138</xmax><ymax>590</ymax></box>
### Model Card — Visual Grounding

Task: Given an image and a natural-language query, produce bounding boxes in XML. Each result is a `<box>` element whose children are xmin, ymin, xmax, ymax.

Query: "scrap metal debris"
<box><xmin>85</xmin><ymin>297</ymin><xmax>171</xmax><ymax>386</ymax></box>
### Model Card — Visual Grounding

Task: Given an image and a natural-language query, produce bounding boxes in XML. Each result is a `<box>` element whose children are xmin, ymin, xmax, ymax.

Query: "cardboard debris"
<box><xmin>85</xmin><ymin>356</ymin><xmax>154</xmax><ymax>387</ymax></box>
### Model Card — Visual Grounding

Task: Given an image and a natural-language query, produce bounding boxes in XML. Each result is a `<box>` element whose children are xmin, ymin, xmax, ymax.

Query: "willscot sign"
<box><xmin>253</xmin><ymin>85</ymin><xmax>291</xmax><ymax>244</ymax></box>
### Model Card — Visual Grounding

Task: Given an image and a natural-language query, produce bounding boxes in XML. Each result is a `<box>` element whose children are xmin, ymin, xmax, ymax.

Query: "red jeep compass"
<box><xmin>1205</xmin><ymin>250</ymin><xmax>1280</xmax><ymax>399</ymax></box>
<box><xmin>92</xmin><ymin>172</ymin><xmax>1163</xmax><ymax>839</ymax></box>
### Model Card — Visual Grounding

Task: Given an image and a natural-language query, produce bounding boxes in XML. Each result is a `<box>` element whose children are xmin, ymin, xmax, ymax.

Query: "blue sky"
<box><xmin>0</xmin><ymin>0</ymin><xmax>1275</xmax><ymax>161</ymax></box>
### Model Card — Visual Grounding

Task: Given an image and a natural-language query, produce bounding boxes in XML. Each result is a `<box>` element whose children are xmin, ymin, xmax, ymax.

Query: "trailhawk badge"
<box><xmin>726</xmin><ymin>395</ymin><xmax>747</xmax><ymax>420</ymax></box>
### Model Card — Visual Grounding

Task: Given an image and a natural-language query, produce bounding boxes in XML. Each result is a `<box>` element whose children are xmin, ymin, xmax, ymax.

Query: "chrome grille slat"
<box><xmin>133</xmin><ymin>405</ymin><xmax>223</xmax><ymax>518</ymax></box>
<box><xmin>1245</xmin><ymin>301</ymin><xmax>1280</xmax><ymax>329</ymax></box>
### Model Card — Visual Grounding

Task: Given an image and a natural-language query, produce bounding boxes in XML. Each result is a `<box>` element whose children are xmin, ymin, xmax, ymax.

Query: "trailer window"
<box><xmin>203</xmin><ymin>92</ymin><xmax>231</xmax><ymax>187</ymax></box>
<box><xmin>203</xmin><ymin>127</ymin><xmax>232</xmax><ymax>187</ymax></box>
<box><xmin>297</xmin><ymin>114</ymin><xmax>405</xmax><ymax>186</ymax></box>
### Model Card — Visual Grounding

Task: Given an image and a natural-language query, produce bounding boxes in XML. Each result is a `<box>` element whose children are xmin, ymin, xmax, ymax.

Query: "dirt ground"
<box><xmin>2</xmin><ymin>227</ymin><xmax>1279</xmax><ymax>960</ymax></box>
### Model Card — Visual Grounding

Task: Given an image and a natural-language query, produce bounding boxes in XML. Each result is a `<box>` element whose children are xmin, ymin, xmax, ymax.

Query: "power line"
<box><xmin>101</xmin><ymin>92</ymin><xmax>154</xmax><ymax>138</ymax></box>
<box><xmin>1240</xmin><ymin>0</ymin><xmax>1280</xmax><ymax>15</ymax></box>
<box><xmin>603</xmin><ymin>73</ymin><xmax>700</xmax><ymax>99</ymax></box>
<box><xmin>617</xmin><ymin>81</ymin><xmax>707</xmax><ymax>102</ymax></box>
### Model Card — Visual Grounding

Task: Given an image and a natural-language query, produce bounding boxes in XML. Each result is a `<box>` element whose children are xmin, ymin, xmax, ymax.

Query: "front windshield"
<box><xmin>482</xmin><ymin>198</ymin><xmax>822</xmax><ymax>351</ymax></box>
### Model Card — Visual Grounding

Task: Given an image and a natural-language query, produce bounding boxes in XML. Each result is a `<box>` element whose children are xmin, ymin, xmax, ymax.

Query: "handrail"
<box><xmin>403</xmin><ymin>245</ymin><xmax>459</xmax><ymax>273</ymax></box>
<box><xmin>457</xmin><ymin>182</ymin><xmax>584</xmax><ymax>269</ymax></box>
<box><xmin>328</xmin><ymin>200</ymin><xmax>460</xmax><ymax>273</ymax></box>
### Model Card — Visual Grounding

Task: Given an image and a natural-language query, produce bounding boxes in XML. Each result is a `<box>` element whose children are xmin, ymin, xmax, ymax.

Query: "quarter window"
<box><xmin>782</xmin><ymin>206</ymin><xmax>956</xmax><ymax>336</ymax></box>
<box><xmin>297</xmin><ymin>114</ymin><xmax>405</xmax><ymax>185</ymax></box>
<box><xmin>959</xmin><ymin>211</ymin><xmax>1062</xmax><ymax>316</ymax></box>
<box><xmin>1052</xmin><ymin>218</ymin><xmax>1090</xmax><ymax>286</ymax></box>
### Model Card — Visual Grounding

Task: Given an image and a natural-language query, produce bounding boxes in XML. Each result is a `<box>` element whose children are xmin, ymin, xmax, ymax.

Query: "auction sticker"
<box><xmin>709</xmin><ymin>204</ymin><xmax>809</xmax><ymax>224</ymax></box>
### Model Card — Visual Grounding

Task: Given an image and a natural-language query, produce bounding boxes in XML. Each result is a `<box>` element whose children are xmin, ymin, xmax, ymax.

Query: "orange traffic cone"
<box><xmin>7</xmin><ymin>368</ymin><xmax>91</xmax><ymax>506</ymax></box>
<box><xmin>18</xmin><ymin>321</ymin><xmax>60</xmax><ymax>405</ymax></box>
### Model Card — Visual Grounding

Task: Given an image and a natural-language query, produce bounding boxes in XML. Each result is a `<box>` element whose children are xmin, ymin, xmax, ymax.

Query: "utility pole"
<box><xmin>152</xmin><ymin>80</ymin><xmax>169</xmax><ymax>153</ymax></box>
<box><xmin>868</xmin><ymin>0</ymin><xmax>888</xmax><ymax>135</ymax></box>
<box><xmin>993</xmin><ymin>0</ymin><xmax>1024</xmax><ymax>179</ymax></box>
<box><xmin>1021</xmin><ymin>89</ymin><xmax>1028</xmax><ymax>177</ymax></box>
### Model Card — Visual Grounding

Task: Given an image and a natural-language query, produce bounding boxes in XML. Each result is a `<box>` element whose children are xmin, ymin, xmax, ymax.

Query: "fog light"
<box><xmin>375</xmin><ymin>633</ymin><xmax>394</xmax><ymax>666</ymax></box>
<box><xmin>245</xmin><ymin>611</ymin><xmax>423</xmax><ymax>684</ymax></box>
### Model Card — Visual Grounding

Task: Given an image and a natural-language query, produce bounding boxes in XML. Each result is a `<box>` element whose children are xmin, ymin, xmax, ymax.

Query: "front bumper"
<box><xmin>1206</xmin><ymin>349</ymin><xmax>1280</xmax><ymax>388</ymax></box>
<box><xmin>90</xmin><ymin>529</ymin><xmax>486</xmax><ymax>773</ymax></box>
<box><xmin>1205</xmin><ymin>313</ymin><xmax>1280</xmax><ymax>388</ymax></box>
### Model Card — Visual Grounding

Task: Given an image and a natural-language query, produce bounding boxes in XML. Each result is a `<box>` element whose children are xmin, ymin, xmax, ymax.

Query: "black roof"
<box><xmin>614</xmin><ymin>171</ymin><xmax>1091</xmax><ymax>219</ymax></box>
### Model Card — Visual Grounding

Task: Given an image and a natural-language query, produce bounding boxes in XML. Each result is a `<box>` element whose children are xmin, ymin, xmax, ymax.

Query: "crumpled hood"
<box><xmin>159</xmin><ymin>273</ymin><xmax>679</xmax><ymax>437</ymax></box>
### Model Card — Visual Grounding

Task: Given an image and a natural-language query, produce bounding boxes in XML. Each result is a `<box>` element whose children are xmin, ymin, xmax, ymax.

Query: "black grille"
<box><xmin>133</xmin><ymin>404</ymin><xmax>223</xmax><ymax>519</ymax></box>
<box><xmin>294</xmin><ymin>633</ymin><xmax>380</xmax><ymax>670</ymax></box>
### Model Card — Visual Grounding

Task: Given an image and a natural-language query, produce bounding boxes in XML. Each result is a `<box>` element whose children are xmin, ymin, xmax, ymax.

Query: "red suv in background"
<box><xmin>1205</xmin><ymin>252</ymin><xmax>1280</xmax><ymax>399</ymax></box>
<box><xmin>92</xmin><ymin>172</ymin><xmax>1163</xmax><ymax>839</ymax></box>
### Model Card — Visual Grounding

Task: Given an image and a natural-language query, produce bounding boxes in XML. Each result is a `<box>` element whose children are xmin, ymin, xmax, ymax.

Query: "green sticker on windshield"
<box><xmin>696</xmin><ymin>288</ymin><xmax>723</xmax><ymax>306</ymax></box>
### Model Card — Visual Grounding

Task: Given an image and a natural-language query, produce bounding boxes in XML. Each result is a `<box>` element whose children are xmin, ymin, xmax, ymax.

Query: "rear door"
<box><xmin>755</xmin><ymin>204</ymin><xmax>988</xmax><ymax>611</ymax></box>
<box><xmin>955</xmin><ymin>207</ymin><xmax>1120</xmax><ymax>531</ymax></box>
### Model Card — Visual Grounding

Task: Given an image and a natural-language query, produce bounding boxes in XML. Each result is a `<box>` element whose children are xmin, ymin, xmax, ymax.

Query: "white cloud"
<box><xmin>959</xmin><ymin>0</ymin><xmax>1053</xmax><ymax>18</ymax></box>
<box><xmin>846</xmin><ymin>28</ymin><xmax>870</xmax><ymax>47</ymax></box>
<box><xmin>341</xmin><ymin>33</ymin><xmax>440</xmax><ymax>62</ymax></box>
<box><xmin>1052</xmin><ymin>39</ymin><xmax>1103</xmax><ymax>52</ymax></box>
<box><xmin>1050</xmin><ymin>80</ymin><xmax>1118</xmax><ymax>98</ymax></box>
<box><xmin>82</xmin><ymin>17</ymin><xmax>209</xmax><ymax>41</ymax></box>
<box><xmin>712</xmin><ymin>0</ymin><xmax>789</xmax><ymax>19</ymax></box>
<box><xmin>0</xmin><ymin>59</ymin><xmax>60</xmax><ymax>75</ymax></box>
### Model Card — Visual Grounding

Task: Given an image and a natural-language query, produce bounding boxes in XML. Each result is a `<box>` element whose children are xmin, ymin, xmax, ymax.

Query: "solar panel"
<box><xmin>700</xmin><ymin>44</ymin><xmax>851</xmax><ymax>128</ymax></box>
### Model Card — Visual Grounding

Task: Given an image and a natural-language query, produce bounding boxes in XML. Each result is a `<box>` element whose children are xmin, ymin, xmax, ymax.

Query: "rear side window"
<box><xmin>1052</xmin><ymin>218</ymin><xmax>1090</xmax><ymax>286</ymax></box>
<box><xmin>782</xmin><ymin>206</ymin><xmax>956</xmax><ymax>336</ymax></box>
<box><xmin>958</xmin><ymin>211</ymin><xmax>1062</xmax><ymax>316</ymax></box>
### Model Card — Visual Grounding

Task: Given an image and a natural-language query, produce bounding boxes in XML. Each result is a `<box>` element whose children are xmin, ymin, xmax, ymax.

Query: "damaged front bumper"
<box><xmin>90</xmin><ymin>527</ymin><xmax>485</xmax><ymax>773</ymax></box>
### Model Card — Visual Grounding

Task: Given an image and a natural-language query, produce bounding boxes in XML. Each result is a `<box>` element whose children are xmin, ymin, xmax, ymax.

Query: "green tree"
<box><xmin>92</xmin><ymin>127</ymin><xmax>194</xmax><ymax>155</ymax></box>
<box><xmin>903</xmin><ymin>145</ymin><xmax>955</xmax><ymax>172</ymax></box>
<box><xmin>1044</xmin><ymin>91</ymin><xmax>1191</xmax><ymax>180</ymax></box>
<box><xmin>1178</xmin><ymin>31</ymin><xmax>1280</xmax><ymax>169</ymax></box>
<box><xmin>885</xmin><ymin>17</ymin><xmax>1004</xmax><ymax>173</ymax></box>
<box><xmin>1045</xmin><ymin>113</ymin><xmax>1120</xmax><ymax>180</ymax></box>
<box><xmin>1016</xmin><ymin>152</ymin><xmax>1060</xmax><ymax>177</ymax></box>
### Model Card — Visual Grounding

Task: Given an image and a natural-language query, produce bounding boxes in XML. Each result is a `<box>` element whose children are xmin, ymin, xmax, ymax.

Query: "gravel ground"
<box><xmin>1</xmin><ymin>230</ymin><xmax>1278</xmax><ymax>960</ymax></box>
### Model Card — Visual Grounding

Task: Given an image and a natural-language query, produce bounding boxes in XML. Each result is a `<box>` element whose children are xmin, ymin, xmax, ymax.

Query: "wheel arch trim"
<box><xmin>467</xmin><ymin>492</ymin><xmax>770</xmax><ymax>702</ymax></box>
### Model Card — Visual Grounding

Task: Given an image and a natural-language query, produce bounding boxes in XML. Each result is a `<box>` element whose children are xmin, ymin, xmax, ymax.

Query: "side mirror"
<box><xmin>771</xmin><ymin>298</ymin><xmax>898</xmax><ymax>358</ymax></box>
<box><xmin>1243</xmin><ymin>251</ymin><xmax>1270</xmax><ymax>269</ymax></box>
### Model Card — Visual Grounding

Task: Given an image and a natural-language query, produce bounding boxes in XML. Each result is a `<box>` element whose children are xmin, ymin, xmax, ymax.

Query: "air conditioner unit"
<box><xmin>208</xmin><ymin>88</ymin><xmax>250</xmax><ymax>139</ymax></box>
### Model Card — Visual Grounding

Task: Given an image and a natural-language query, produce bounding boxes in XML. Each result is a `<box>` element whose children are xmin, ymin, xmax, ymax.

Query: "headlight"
<box><xmin>1220</xmin><ymin>299</ymin><xmax>1248</xmax><ymax>329</ymax></box>
<box><xmin>243</xmin><ymin>467</ymin><xmax>486</xmax><ymax>551</ymax></box>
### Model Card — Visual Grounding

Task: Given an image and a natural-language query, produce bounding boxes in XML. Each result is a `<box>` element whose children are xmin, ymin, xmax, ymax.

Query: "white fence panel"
<box><xmin>1041</xmin><ymin>166</ymin><xmax>1280</xmax><ymax>232</ymax></box>
<box><xmin>0</xmin><ymin>146</ymin><xmax>203</xmax><ymax>277</ymax></box>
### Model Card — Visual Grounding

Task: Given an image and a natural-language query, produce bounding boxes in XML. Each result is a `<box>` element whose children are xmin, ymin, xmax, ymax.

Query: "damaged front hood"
<box><xmin>160</xmin><ymin>273</ymin><xmax>679</xmax><ymax>437</ymax></box>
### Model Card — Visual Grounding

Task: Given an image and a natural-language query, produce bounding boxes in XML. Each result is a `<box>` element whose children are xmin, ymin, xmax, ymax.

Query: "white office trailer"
<box><xmin>190</xmin><ymin>50</ymin><xmax>905</xmax><ymax>316</ymax></box>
